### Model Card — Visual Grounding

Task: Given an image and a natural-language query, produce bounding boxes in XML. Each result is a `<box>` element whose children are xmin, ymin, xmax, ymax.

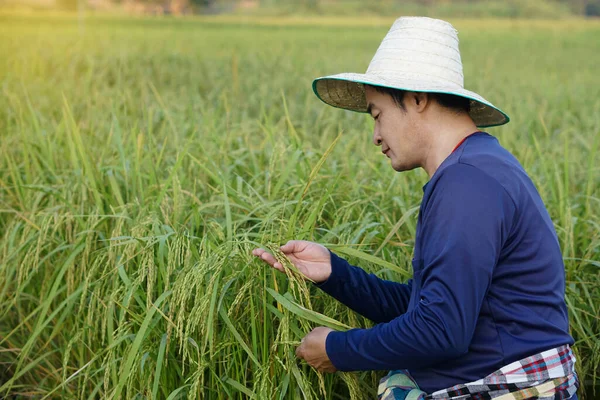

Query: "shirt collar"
<box><xmin>422</xmin><ymin>131</ymin><xmax>488</xmax><ymax>192</ymax></box>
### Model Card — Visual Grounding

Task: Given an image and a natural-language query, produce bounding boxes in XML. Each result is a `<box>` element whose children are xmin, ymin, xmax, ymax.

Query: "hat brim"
<box><xmin>312</xmin><ymin>73</ymin><xmax>510</xmax><ymax>128</ymax></box>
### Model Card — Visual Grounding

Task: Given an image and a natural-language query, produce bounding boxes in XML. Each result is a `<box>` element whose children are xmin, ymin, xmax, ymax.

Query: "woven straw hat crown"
<box><xmin>312</xmin><ymin>16</ymin><xmax>509</xmax><ymax>127</ymax></box>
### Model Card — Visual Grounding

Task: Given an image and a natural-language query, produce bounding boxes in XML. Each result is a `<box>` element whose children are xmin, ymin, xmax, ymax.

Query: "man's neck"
<box><xmin>422</xmin><ymin>115</ymin><xmax>479</xmax><ymax>178</ymax></box>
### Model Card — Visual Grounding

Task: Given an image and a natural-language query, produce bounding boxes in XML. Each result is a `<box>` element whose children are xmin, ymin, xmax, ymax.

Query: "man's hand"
<box><xmin>252</xmin><ymin>240</ymin><xmax>333</xmax><ymax>283</ymax></box>
<box><xmin>296</xmin><ymin>327</ymin><xmax>337</xmax><ymax>373</ymax></box>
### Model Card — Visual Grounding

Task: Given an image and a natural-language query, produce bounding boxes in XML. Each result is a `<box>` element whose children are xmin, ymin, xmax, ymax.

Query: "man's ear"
<box><xmin>407</xmin><ymin>92</ymin><xmax>429</xmax><ymax>113</ymax></box>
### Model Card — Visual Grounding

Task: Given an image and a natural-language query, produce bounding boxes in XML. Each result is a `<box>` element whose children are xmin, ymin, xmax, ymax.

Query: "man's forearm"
<box><xmin>314</xmin><ymin>250</ymin><xmax>412</xmax><ymax>323</ymax></box>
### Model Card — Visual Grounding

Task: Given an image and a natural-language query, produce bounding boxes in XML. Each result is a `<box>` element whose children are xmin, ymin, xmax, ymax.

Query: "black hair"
<box><xmin>373</xmin><ymin>86</ymin><xmax>407</xmax><ymax>111</ymax></box>
<box><xmin>372</xmin><ymin>85</ymin><xmax>471</xmax><ymax>114</ymax></box>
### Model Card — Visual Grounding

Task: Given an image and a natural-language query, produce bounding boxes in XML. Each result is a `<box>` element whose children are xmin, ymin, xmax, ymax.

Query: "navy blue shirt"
<box><xmin>316</xmin><ymin>132</ymin><xmax>574</xmax><ymax>394</ymax></box>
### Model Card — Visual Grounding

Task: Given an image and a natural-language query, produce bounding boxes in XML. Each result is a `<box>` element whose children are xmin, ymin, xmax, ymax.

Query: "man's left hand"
<box><xmin>296</xmin><ymin>327</ymin><xmax>337</xmax><ymax>373</ymax></box>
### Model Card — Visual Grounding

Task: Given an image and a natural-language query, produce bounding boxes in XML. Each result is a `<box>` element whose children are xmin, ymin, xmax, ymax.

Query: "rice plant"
<box><xmin>0</xmin><ymin>13</ymin><xmax>599</xmax><ymax>399</ymax></box>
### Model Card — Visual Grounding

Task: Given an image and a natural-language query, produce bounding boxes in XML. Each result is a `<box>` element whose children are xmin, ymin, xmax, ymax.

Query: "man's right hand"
<box><xmin>251</xmin><ymin>240</ymin><xmax>332</xmax><ymax>283</ymax></box>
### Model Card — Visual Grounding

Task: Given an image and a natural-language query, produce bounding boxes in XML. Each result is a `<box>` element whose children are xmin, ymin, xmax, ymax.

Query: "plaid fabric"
<box><xmin>377</xmin><ymin>344</ymin><xmax>578</xmax><ymax>400</ymax></box>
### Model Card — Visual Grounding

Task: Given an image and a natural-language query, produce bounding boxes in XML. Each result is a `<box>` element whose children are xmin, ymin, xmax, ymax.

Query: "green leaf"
<box><xmin>266</xmin><ymin>288</ymin><xmax>351</xmax><ymax>331</ymax></box>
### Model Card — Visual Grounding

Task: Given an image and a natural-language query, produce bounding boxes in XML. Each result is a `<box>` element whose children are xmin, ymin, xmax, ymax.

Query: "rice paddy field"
<box><xmin>0</xmin><ymin>12</ymin><xmax>599</xmax><ymax>399</ymax></box>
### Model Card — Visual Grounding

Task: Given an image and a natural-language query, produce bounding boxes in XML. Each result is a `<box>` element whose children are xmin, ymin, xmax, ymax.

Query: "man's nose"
<box><xmin>373</xmin><ymin>130</ymin><xmax>382</xmax><ymax>146</ymax></box>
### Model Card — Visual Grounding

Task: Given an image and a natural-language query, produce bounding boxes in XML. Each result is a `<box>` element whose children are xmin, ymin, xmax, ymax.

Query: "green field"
<box><xmin>0</xmin><ymin>13</ymin><xmax>599</xmax><ymax>399</ymax></box>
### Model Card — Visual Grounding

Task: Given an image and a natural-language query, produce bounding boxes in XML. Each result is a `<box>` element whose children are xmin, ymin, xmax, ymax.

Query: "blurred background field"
<box><xmin>2</xmin><ymin>0</ymin><xmax>600</xmax><ymax>17</ymax></box>
<box><xmin>1</xmin><ymin>3</ymin><xmax>599</xmax><ymax>400</ymax></box>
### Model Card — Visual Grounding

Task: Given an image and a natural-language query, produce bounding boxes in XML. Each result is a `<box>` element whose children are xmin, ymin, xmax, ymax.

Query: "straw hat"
<box><xmin>312</xmin><ymin>17</ymin><xmax>509</xmax><ymax>128</ymax></box>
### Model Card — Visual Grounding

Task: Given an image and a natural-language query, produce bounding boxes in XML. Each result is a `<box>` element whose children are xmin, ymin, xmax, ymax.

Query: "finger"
<box><xmin>257</xmin><ymin>251</ymin><xmax>285</xmax><ymax>272</ymax></box>
<box><xmin>259</xmin><ymin>251</ymin><xmax>276</xmax><ymax>264</ymax></box>
<box><xmin>252</xmin><ymin>248</ymin><xmax>271</xmax><ymax>262</ymax></box>
<box><xmin>252</xmin><ymin>248</ymin><xmax>264</xmax><ymax>256</ymax></box>
<box><xmin>279</xmin><ymin>241</ymin><xmax>291</xmax><ymax>253</ymax></box>
<box><xmin>279</xmin><ymin>240</ymin><xmax>298</xmax><ymax>253</ymax></box>
<box><xmin>273</xmin><ymin>261</ymin><xmax>284</xmax><ymax>270</ymax></box>
<box><xmin>295</xmin><ymin>345</ymin><xmax>303</xmax><ymax>359</ymax></box>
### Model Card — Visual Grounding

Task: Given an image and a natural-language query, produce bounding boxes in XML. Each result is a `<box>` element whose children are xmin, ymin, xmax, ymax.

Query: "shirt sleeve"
<box><xmin>314</xmin><ymin>250</ymin><xmax>413</xmax><ymax>323</ymax></box>
<box><xmin>324</xmin><ymin>163</ymin><xmax>515</xmax><ymax>371</ymax></box>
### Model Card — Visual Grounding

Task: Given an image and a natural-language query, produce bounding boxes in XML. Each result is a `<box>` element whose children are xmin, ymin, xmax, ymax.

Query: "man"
<box><xmin>252</xmin><ymin>17</ymin><xmax>578</xmax><ymax>399</ymax></box>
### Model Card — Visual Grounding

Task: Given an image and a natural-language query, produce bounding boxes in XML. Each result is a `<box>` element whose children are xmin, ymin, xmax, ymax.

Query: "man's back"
<box><xmin>409</xmin><ymin>131</ymin><xmax>574</xmax><ymax>391</ymax></box>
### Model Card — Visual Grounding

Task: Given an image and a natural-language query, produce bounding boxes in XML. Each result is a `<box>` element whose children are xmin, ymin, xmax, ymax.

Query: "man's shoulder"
<box><xmin>427</xmin><ymin>137</ymin><xmax>528</xmax><ymax>208</ymax></box>
<box><xmin>430</xmin><ymin>162</ymin><xmax>511</xmax><ymax>198</ymax></box>
<box><xmin>456</xmin><ymin>134</ymin><xmax>530</xmax><ymax>199</ymax></box>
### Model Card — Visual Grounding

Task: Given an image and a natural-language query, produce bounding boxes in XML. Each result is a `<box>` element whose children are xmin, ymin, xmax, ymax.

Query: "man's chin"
<box><xmin>391</xmin><ymin>161</ymin><xmax>417</xmax><ymax>172</ymax></box>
